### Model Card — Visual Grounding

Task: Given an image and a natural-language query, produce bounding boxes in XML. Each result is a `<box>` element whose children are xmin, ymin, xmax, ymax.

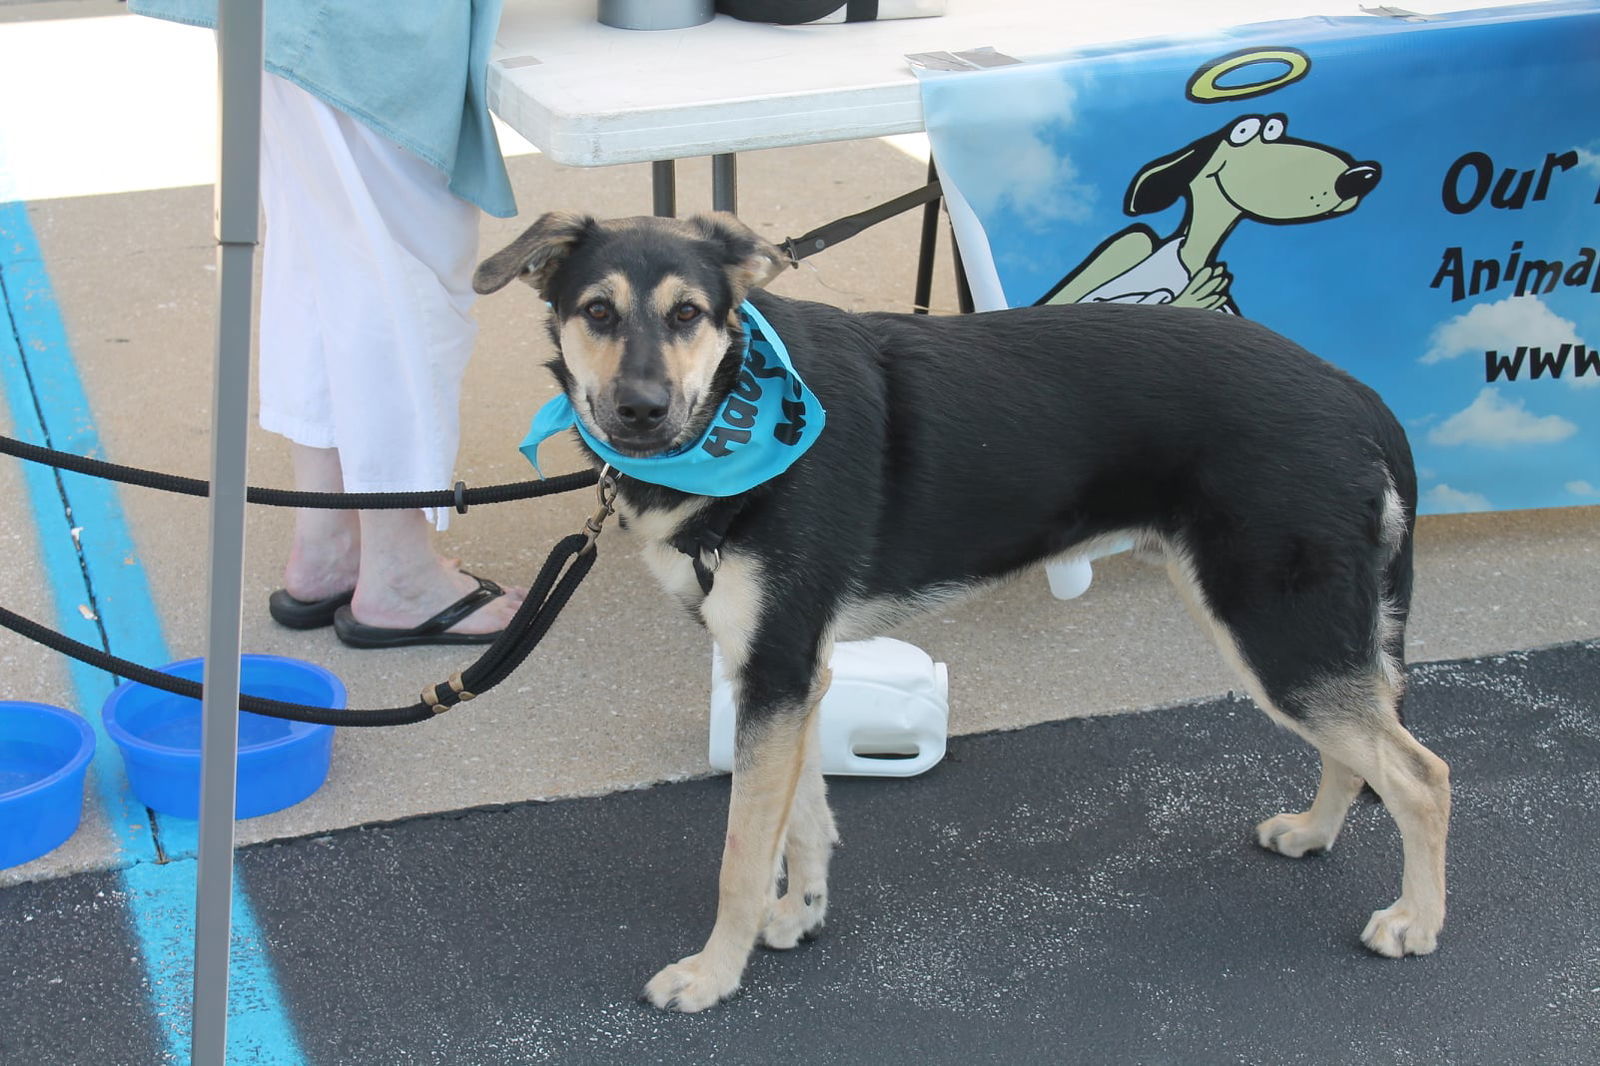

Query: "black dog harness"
<box><xmin>667</xmin><ymin>494</ymin><xmax>750</xmax><ymax>594</ymax></box>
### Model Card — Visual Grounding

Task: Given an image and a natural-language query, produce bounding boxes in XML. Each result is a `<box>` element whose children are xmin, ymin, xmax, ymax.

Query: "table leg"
<box><xmin>914</xmin><ymin>158</ymin><xmax>940</xmax><ymax>314</ymax></box>
<box><xmin>653</xmin><ymin>160</ymin><xmax>677</xmax><ymax>217</ymax></box>
<box><xmin>951</xmin><ymin>227</ymin><xmax>975</xmax><ymax>315</ymax></box>
<box><xmin>712</xmin><ymin>154</ymin><xmax>738</xmax><ymax>214</ymax></box>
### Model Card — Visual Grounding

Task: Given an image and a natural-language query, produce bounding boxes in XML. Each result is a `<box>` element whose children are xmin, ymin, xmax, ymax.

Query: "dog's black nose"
<box><xmin>1335</xmin><ymin>162</ymin><xmax>1382</xmax><ymax>200</ymax></box>
<box><xmin>614</xmin><ymin>382</ymin><xmax>670</xmax><ymax>431</ymax></box>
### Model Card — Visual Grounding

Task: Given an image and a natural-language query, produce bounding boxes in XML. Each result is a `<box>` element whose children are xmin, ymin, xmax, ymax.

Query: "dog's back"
<box><xmin>749</xmin><ymin>294</ymin><xmax>1416</xmax><ymax>650</ymax></box>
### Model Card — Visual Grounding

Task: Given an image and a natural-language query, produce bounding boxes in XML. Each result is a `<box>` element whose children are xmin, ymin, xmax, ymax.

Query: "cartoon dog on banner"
<box><xmin>1040</xmin><ymin>48</ymin><xmax>1381</xmax><ymax>313</ymax></box>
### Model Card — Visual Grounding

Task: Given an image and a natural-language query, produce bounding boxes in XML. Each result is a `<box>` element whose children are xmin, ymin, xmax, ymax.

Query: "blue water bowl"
<box><xmin>0</xmin><ymin>702</ymin><xmax>97</xmax><ymax>870</ymax></box>
<box><xmin>101</xmin><ymin>655</ymin><xmax>343</xmax><ymax>820</ymax></box>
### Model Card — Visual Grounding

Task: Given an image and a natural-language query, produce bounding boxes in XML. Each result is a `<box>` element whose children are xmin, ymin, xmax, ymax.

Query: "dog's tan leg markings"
<box><xmin>1333</xmin><ymin>722</ymin><xmax>1450</xmax><ymax>957</ymax></box>
<box><xmin>1280</xmin><ymin>670</ymin><xmax>1450</xmax><ymax>957</ymax></box>
<box><xmin>1256</xmin><ymin>753</ymin><xmax>1365</xmax><ymax>857</ymax></box>
<box><xmin>1163</xmin><ymin>539</ymin><xmax>1450</xmax><ymax>957</ymax></box>
<box><xmin>761</xmin><ymin>670</ymin><xmax>838</xmax><ymax>950</ymax></box>
<box><xmin>643</xmin><ymin>710</ymin><xmax>811</xmax><ymax>1012</ymax></box>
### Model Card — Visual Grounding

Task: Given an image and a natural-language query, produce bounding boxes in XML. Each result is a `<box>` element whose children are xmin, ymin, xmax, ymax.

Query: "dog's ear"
<box><xmin>1124</xmin><ymin>134</ymin><xmax>1218</xmax><ymax>215</ymax></box>
<box><xmin>473</xmin><ymin>211</ymin><xmax>595</xmax><ymax>298</ymax></box>
<box><xmin>690</xmin><ymin>212</ymin><xmax>789</xmax><ymax>301</ymax></box>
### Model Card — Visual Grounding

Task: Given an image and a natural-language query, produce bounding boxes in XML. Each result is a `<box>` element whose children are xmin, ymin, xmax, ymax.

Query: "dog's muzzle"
<box><xmin>594</xmin><ymin>382</ymin><xmax>687</xmax><ymax>456</ymax></box>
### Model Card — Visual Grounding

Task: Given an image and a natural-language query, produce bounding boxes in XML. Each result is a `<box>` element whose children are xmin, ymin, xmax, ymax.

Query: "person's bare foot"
<box><xmin>347</xmin><ymin>557</ymin><xmax>526</xmax><ymax>635</ymax></box>
<box><xmin>282</xmin><ymin>485</ymin><xmax>523</xmax><ymax>637</ymax></box>
<box><xmin>283</xmin><ymin>510</ymin><xmax>360</xmax><ymax>603</ymax></box>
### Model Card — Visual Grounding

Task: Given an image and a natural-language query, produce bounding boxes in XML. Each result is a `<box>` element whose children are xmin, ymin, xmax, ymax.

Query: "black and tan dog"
<box><xmin>474</xmin><ymin>212</ymin><xmax>1450</xmax><ymax>1013</ymax></box>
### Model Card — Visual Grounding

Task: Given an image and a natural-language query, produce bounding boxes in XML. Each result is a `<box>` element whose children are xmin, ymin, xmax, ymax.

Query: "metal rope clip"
<box><xmin>581</xmin><ymin>465</ymin><xmax>620</xmax><ymax>554</ymax></box>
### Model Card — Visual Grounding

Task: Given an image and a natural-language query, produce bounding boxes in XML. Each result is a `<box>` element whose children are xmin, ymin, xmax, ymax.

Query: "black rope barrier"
<box><xmin>0</xmin><ymin>432</ymin><xmax>610</xmax><ymax>726</ymax></box>
<box><xmin>0</xmin><ymin>432</ymin><xmax>598</xmax><ymax>510</ymax></box>
<box><xmin>0</xmin><ymin>533</ymin><xmax>599</xmax><ymax>727</ymax></box>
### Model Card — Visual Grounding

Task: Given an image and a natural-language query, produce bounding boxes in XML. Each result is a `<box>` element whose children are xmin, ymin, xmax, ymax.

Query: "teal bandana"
<box><xmin>520</xmin><ymin>300</ymin><xmax>825</xmax><ymax>497</ymax></box>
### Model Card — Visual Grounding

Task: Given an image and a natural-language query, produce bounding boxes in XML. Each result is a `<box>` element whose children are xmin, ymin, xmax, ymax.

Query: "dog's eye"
<box><xmin>1262</xmin><ymin>115</ymin><xmax>1286</xmax><ymax>142</ymax></box>
<box><xmin>584</xmin><ymin>300</ymin><xmax>610</xmax><ymax>322</ymax></box>
<box><xmin>673</xmin><ymin>302</ymin><xmax>701</xmax><ymax>324</ymax></box>
<box><xmin>1227</xmin><ymin>116</ymin><xmax>1262</xmax><ymax>146</ymax></box>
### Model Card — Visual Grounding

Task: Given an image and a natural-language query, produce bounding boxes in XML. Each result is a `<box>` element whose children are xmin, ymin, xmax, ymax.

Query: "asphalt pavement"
<box><xmin>6</xmin><ymin>641</ymin><xmax>1598</xmax><ymax>1064</ymax></box>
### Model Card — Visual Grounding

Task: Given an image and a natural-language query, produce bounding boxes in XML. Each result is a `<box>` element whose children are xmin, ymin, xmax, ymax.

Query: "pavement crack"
<box><xmin>148</xmin><ymin>811</ymin><xmax>171</xmax><ymax>864</ymax></box>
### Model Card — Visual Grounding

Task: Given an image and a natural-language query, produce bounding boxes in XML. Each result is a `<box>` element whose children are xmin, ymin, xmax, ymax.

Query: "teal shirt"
<box><xmin>129</xmin><ymin>0</ymin><xmax>517</xmax><ymax>218</ymax></box>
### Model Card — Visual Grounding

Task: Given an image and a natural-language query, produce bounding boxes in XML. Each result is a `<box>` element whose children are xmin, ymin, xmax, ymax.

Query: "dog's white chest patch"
<box><xmin>641</xmin><ymin>541</ymin><xmax>702</xmax><ymax>604</ymax></box>
<box><xmin>622</xmin><ymin>498</ymin><xmax>709</xmax><ymax>605</ymax></box>
<box><xmin>620</xmin><ymin>495</ymin><xmax>765</xmax><ymax>669</ymax></box>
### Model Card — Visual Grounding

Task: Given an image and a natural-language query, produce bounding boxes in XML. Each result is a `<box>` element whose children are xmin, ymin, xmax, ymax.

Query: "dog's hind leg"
<box><xmin>1256</xmin><ymin>752</ymin><xmax>1365</xmax><ymax>857</ymax></box>
<box><xmin>1242</xmin><ymin>648</ymin><xmax>1449</xmax><ymax>956</ymax></box>
<box><xmin>1170</xmin><ymin>520</ymin><xmax>1448</xmax><ymax>957</ymax></box>
<box><xmin>1245</xmin><ymin>660</ymin><xmax>1449</xmax><ymax>956</ymax></box>
<box><xmin>1303</xmin><ymin>699</ymin><xmax>1451</xmax><ymax>957</ymax></box>
<box><xmin>761</xmin><ymin>679</ymin><xmax>839</xmax><ymax>950</ymax></box>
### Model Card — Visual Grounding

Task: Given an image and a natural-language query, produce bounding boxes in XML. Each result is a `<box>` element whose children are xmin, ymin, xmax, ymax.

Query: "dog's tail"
<box><xmin>1377</xmin><ymin>419</ymin><xmax>1418</xmax><ymax>649</ymax></box>
<box><xmin>1369</xmin><ymin>390</ymin><xmax>1419</xmax><ymax>723</ymax></box>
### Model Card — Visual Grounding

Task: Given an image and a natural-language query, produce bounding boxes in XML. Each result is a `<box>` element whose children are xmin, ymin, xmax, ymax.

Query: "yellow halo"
<box><xmin>1186</xmin><ymin>48</ymin><xmax>1311</xmax><ymax>103</ymax></box>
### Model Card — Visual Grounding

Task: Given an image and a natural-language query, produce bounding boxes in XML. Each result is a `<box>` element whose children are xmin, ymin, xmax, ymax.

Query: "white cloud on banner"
<box><xmin>1427</xmin><ymin>387</ymin><xmax>1578</xmax><ymax>447</ymax></box>
<box><xmin>1576</xmin><ymin>143</ymin><xmax>1600</xmax><ymax>179</ymax></box>
<box><xmin>1567</xmin><ymin>480</ymin><xmax>1599</xmax><ymax>498</ymax></box>
<box><xmin>944</xmin><ymin>72</ymin><xmax>1097</xmax><ymax>230</ymax></box>
<box><xmin>1421</xmin><ymin>295</ymin><xmax>1583</xmax><ymax>365</ymax></box>
<box><xmin>1424</xmin><ymin>484</ymin><xmax>1492</xmax><ymax>513</ymax></box>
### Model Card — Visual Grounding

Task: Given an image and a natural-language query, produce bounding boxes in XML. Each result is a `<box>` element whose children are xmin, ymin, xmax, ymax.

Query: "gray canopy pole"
<box><xmin>191</xmin><ymin>1</ymin><xmax>264</xmax><ymax>1062</ymax></box>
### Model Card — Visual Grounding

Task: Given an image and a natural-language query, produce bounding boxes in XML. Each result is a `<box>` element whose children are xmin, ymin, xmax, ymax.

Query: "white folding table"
<box><xmin>488</xmin><ymin>0</ymin><xmax>1491</xmax><ymax>170</ymax></box>
<box><xmin>487</xmin><ymin>0</ymin><xmax>1533</xmax><ymax>279</ymax></box>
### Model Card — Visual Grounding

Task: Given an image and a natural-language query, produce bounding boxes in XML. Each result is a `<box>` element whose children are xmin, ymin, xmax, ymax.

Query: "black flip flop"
<box><xmin>268</xmin><ymin>588</ymin><xmax>355</xmax><ymax>630</ymax></box>
<box><xmin>331</xmin><ymin>574</ymin><xmax>507</xmax><ymax>649</ymax></box>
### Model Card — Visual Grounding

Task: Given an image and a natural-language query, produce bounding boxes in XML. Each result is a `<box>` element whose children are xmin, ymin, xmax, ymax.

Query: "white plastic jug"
<box><xmin>710</xmin><ymin>637</ymin><xmax>949</xmax><ymax>777</ymax></box>
<box><xmin>1044</xmin><ymin>535</ymin><xmax>1139</xmax><ymax>599</ymax></box>
<box><xmin>1044</xmin><ymin>557</ymin><xmax>1095</xmax><ymax>600</ymax></box>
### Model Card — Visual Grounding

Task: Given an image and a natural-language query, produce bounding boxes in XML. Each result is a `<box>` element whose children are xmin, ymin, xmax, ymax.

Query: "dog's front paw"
<box><xmin>760</xmin><ymin>892</ymin><xmax>827</xmax><ymax>950</ymax></box>
<box><xmin>642</xmin><ymin>952</ymin><xmax>740</xmax><ymax>1013</ymax></box>
<box><xmin>1361</xmin><ymin>902</ymin><xmax>1441</xmax><ymax>958</ymax></box>
<box><xmin>1255</xmin><ymin>811</ymin><xmax>1335</xmax><ymax>858</ymax></box>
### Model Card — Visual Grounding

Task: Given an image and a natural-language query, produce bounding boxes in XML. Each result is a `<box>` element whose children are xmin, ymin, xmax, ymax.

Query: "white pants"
<box><xmin>258</xmin><ymin>74</ymin><xmax>481</xmax><ymax>529</ymax></box>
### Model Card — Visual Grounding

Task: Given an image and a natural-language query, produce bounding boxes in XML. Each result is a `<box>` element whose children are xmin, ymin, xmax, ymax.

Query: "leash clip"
<box><xmin>581</xmin><ymin>465</ymin><xmax>620</xmax><ymax>554</ymax></box>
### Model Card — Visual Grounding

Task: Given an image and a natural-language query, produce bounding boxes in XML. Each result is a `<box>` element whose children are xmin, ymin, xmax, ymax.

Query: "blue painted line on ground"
<box><xmin>1</xmin><ymin>206</ymin><xmax>163</xmax><ymax>859</ymax></box>
<box><xmin>1</xmin><ymin>199</ymin><xmax>305</xmax><ymax>1065</ymax></box>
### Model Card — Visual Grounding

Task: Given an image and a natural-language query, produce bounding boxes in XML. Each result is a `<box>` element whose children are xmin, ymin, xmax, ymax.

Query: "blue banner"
<box><xmin>921</xmin><ymin>2</ymin><xmax>1599</xmax><ymax>514</ymax></box>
